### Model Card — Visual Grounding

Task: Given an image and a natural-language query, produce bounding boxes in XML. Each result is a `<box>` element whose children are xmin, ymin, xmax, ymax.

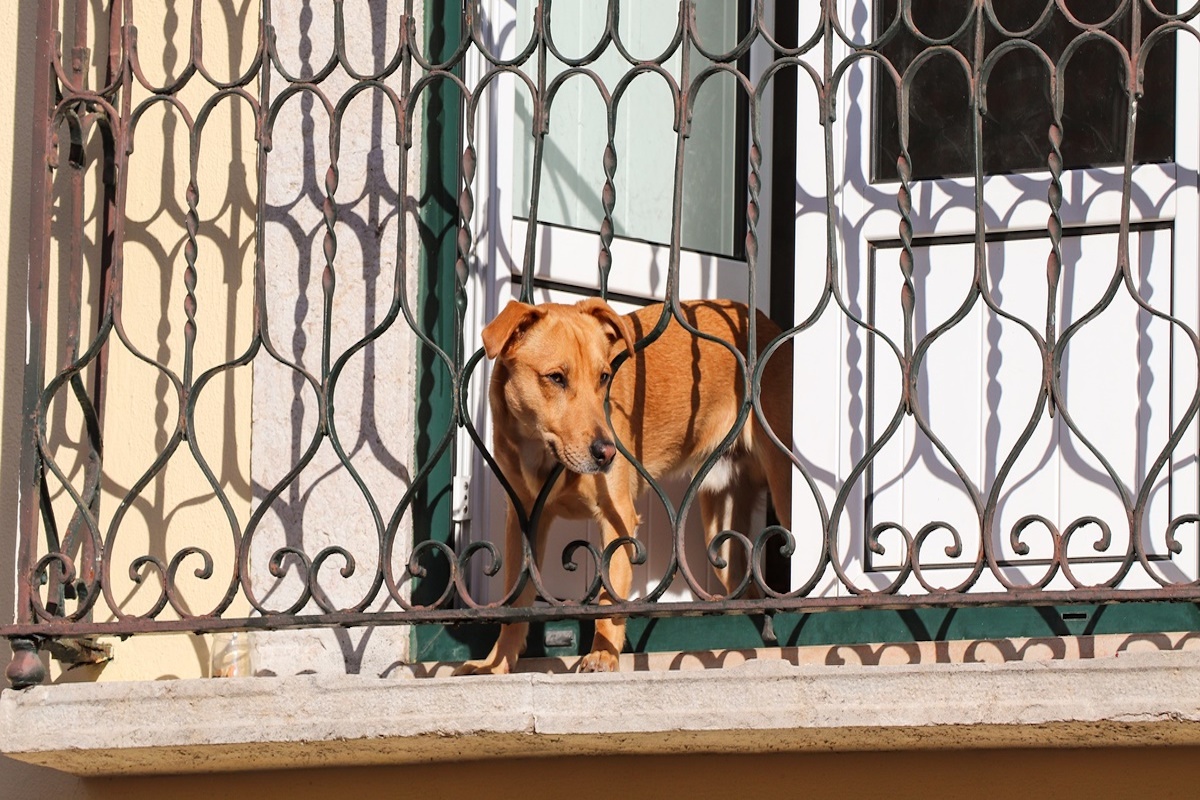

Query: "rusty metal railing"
<box><xmin>5</xmin><ymin>0</ymin><xmax>1200</xmax><ymax>688</ymax></box>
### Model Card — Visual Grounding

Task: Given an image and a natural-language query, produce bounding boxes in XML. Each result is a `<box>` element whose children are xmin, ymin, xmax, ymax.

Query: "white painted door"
<box><xmin>461</xmin><ymin>1</ymin><xmax>777</xmax><ymax>604</ymax></box>
<box><xmin>788</xmin><ymin>1</ymin><xmax>1200</xmax><ymax>597</ymax></box>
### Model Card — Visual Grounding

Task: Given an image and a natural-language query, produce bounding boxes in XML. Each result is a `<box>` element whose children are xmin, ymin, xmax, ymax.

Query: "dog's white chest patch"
<box><xmin>698</xmin><ymin>456</ymin><xmax>739</xmax><ymax>493</ymax></box>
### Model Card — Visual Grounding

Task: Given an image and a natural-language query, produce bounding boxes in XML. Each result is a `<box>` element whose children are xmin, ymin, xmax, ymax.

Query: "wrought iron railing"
<box><xmin>5</xmin><ymin>0</ymin><xmax>1200</xmax><ymax>688</ymax></box>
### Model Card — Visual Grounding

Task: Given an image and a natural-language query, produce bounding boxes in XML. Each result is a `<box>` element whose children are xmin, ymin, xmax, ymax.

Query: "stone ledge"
<box><xmin>4</xmin><ymin>639</ymin><xmax>1200</xmax><ymax>775</ymax></box>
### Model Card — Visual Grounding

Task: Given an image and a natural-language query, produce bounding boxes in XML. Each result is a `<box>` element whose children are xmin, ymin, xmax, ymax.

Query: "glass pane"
<box><xmin>513</xmin><ymin>0</ymin><xmax>747</xmax><ymax>257</ymax></box>
<box><xmin>873</xmin><ymin>0</ymin><xmax>1176</xmax><ymax>181</ymax></box>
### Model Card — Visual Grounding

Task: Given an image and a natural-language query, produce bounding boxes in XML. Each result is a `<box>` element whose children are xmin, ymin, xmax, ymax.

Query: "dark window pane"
<box><xmin>873</xmin><ymin>0</ymin><xmax>1176</xmax><ymax>182</ymax></box>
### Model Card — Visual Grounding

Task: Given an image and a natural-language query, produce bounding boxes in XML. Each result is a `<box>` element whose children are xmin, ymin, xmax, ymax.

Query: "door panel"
<box><xmin>464</xmin><ymin>1</ymin><xmax>774</xmax><ymax>605</ymax></box>
<box><xmin>862</xmin><ymin>229</ymin><xmax>1190</xmax><ymax>589</ymax></box>
<box><xmin>789</xmin><ymin>1</ymin><xmax>1200</xmax><ymax>596</ymax></box>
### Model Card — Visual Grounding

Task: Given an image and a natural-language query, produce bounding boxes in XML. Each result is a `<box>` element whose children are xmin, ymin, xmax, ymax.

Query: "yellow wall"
<box><xmin>4</xmin><ymin>748</ymin><xmax>1200</xmax><ymax>799</ymax></box>
<box><xmin>0</xmin><ymin>1</ymin><xmax>87</xmax><ymax>792</ymax></box>
<box><xmin>0</xmin><ymin>1</ymin><xmax>274</xmax><ymax>788</ymax></box>
<box><xmin>1</xmin><ymin>1</ymin><xmax>255</xmax><ymax>685</ymax></box>
<box><xmin>2</xmin><ymin>0</ymin><xmax>418</xmax><ymax>686</ymax></box>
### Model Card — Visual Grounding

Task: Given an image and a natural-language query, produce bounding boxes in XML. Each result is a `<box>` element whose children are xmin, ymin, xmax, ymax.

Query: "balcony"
<box><xmin>2</xmin><ymin>0</ymin><xmax>1200</xmax><ymax>774</ymax></box>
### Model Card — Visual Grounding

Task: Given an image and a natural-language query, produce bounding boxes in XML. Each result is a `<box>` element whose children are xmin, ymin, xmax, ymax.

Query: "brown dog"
<box><xmin>454</xmin><ymin>298</ymin><xmax>792</xmax><ymax>674</ymax></box>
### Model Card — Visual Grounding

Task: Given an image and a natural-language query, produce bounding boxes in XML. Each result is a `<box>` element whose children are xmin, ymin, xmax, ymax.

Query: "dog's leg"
<box><xmin>699</xmin><ymin>488</ymin><xmax>736</xmax><ymax>596</ymax></box>
<box><xmin>453</xmin><ymin>504</ymin><xmax>543</xmax><ymax>675</ymax></box>
<box><xmin>753</xmin><ymin>387</ymin><xmax>793</xmax><ymax>533</ymax></box>
<box><xmin>699</xmin><ymin>478</ymin><xmax>757</xmax><ymax>598</ymax></box>
<box><xmin>579</xmin><ymin>492</ymin><xmax>638</xmax><ymax>672</ymax></box>
<box><xmin>758</xmin><ymin>438</ymin><xmax>792</xmax><ymax>532</ymax></box>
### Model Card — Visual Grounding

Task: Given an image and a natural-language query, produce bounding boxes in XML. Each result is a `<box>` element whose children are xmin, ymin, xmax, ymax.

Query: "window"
<box><xmin>873</xmin><ymin>0</ymin><xmax>1176</xmax><ymax>181</ymax></box>
<box><xmin>512</xmin><ymin>0</ymin><xmax>750</xmax><ymax>258</ymax></box>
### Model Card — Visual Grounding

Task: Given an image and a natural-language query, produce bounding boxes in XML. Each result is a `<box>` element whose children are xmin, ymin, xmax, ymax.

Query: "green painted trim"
<box><xmin>410</xmin><ymin>0</ymin><xmax>461</xmax><ymax>640</ymax></box>
<box><xmin>414</xmin><ymin>602</ymin><xmax>1200</xmax><ymax>664</ymax></box>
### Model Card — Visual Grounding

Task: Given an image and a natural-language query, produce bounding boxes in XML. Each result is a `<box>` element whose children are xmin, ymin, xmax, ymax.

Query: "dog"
<box><xmin>453</xmin><ymin>298</ymin><xmax>792</xmax><ymax>674</ymax></box>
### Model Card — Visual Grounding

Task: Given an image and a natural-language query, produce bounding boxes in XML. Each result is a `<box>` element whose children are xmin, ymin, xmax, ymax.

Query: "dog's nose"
<box><xmin>590</xmin><ymin>438</ymin><xmax>616</xmax><ymax>467</ymax></box>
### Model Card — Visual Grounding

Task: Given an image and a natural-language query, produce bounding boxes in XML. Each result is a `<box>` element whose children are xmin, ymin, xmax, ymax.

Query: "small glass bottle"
<box><xmin>210</xmin><ymin>631</ymin><xmax>253</xmax><ymax>677</ymax></box>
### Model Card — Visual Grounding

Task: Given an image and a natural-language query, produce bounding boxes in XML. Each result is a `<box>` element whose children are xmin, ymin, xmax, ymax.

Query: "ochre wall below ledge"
<box><xmin>3</xmin><ymin>747</ymin><xmax>1198</xmax><ymax>800</ymax></box>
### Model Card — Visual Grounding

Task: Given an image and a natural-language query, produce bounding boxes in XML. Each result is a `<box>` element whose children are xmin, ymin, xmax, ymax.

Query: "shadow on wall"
<box><xmin>8</xmin><ymin>0</ymin><xmax>435</xmax><ymax>681</ymax></box>
<box><xmin>11</xmin><ymin>1</ymin><xmax>264</xmax><ymax>679</ymax></box>
<box><xmin>251</xmin><ymin>0</ymin><xmax>426</xmax><ymax>674</ymax></box>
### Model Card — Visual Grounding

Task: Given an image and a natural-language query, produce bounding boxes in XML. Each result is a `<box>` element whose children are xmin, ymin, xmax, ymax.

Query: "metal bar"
<box><xmin>6</xmin><ymin>0</ymin><xmax>60</xmax><ymax>690</ymax></box>
<box><xmin>4</xmin><ymin>582</ymin><xmax>1200</xmax><ymax>641</ymax></box>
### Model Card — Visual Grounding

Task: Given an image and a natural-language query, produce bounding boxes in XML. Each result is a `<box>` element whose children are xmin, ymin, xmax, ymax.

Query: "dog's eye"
<box><xmin>599</xmin><ymin>371</ymin><xmax>611</xmax><ymax>386</ymax></box>
<box><xmin>546</xmin><ymin>372</ymin><xmax>567</xmax><ymax>388</ymax></box>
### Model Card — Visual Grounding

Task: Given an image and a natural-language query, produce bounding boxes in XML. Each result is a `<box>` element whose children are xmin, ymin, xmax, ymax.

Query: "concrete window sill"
<box><xmin>3</xmin><ymin>634</ymin><xmax>1200</xmax><ymax>776</ymax></box>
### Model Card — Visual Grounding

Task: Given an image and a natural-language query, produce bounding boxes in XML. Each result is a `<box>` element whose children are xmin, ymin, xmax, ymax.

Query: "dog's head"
<box><xmin>483</xmin><ymin>298</ymin><xmax>636</xmax><ymax>474</ymax></box>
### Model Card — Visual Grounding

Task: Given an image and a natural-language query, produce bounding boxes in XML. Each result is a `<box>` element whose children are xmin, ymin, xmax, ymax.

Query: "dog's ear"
<box><xmin>578</xmin><ymin>297</ymin><xmax>635</xmax><ymax>358</ymax></box>
<box><xmin>482</xmin><ymin>300</ymin><xmax>544</xmax><ymax>359</ymax></box>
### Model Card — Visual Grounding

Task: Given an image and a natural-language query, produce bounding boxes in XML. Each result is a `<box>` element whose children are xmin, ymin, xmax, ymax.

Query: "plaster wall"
<box><xmin>0</xmin><ymin>748</ymin><xmax>1190</xmax><ymax>800</ymax></box>
<box><xmin>1</xmin><ymin>0</ymin><xmax>259</xmax><ymax>683</ymax></box>
<box><xmin>2</xmin><ymin>0</ymin><xmax>423</xmax><ymax>685</ymax></box>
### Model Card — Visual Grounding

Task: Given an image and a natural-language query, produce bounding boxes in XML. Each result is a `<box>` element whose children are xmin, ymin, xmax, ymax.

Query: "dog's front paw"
<box><xmin>578</xmin><ymin>649</ymin><xmax>620</xmax><ymax>673</ymax></box>
<box><xmin>452</xmin><ymin>657</ymin><xmax>513</xmax><ymax>676</ymax></box>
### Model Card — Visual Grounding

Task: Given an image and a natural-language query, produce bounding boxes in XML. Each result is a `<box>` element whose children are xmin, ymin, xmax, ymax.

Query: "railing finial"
<box><xmin>5</xmin><ymin>638</ymin><xmax>47</xmax><ymax>690</ymax></box>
